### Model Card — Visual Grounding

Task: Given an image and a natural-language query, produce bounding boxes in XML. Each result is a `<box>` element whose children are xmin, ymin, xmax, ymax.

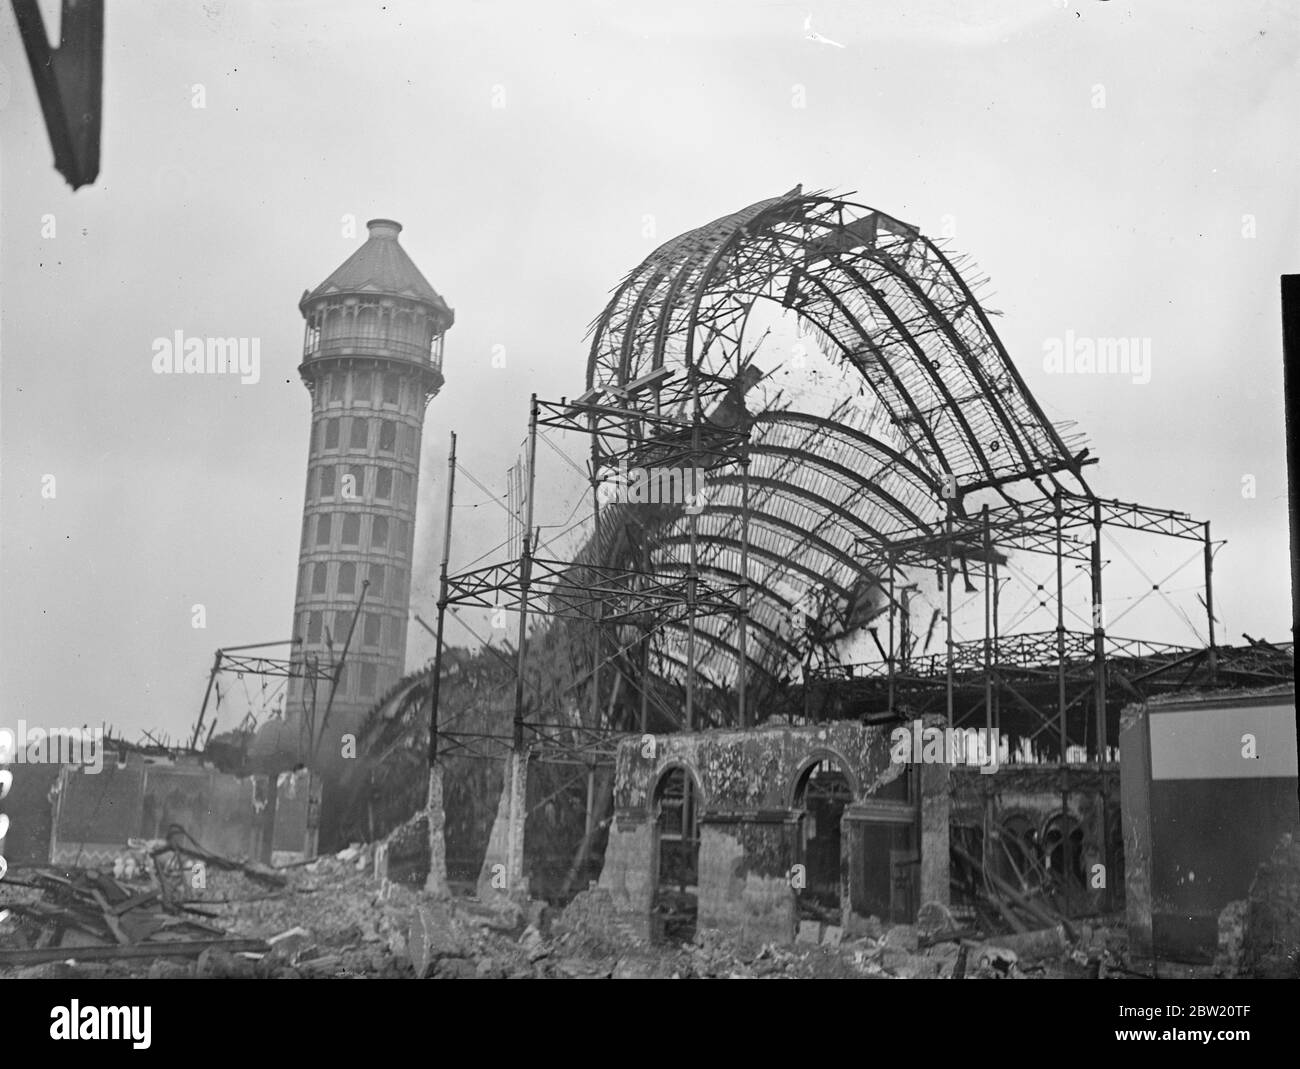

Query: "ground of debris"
<box><xmin>1</xmin><ymin>841</ymin><xmax>1172</xmax><ymax>979</ymax></box>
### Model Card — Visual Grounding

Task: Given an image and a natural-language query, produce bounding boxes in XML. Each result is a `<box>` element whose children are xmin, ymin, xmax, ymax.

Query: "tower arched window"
<box><xmin>311</xmin><ymin>563</ymin><xmax>327</xmax><ymax>595</ymax></box>
<box><xmin>341</xmin><ymin>514</ymin><xmax>361</xmax><ymax>547</ymax></box>
<box><xmin>323</xmin><ymin>306</ymin><xmax>342</xmax><ymax>345</ymax></box>
<box><xmin>356</xmin><ymin>304</ymin><xmax>379</xmax><ymax>343</ymax></box>
<box><xmin>371</xmin><ymin>516</ymin><xmax>389</xmax><ymax>552</ymax></box>
<box><xmin>337</xmin><ymin>562</ymin><xmax>356</xmax><ymax>596</ymax></box>
<box><xmin>343</xmin><ymin>464</ymin><xmax>366</xmax><ymax>500</ymax></box>
<box><xmin>392</xmin><ymin>308</ymin><xmax>410</xmax><ymax>347</ymax></box>
<box><xmin>349</xmin><ymin>418</ymin><xmax>369</xmax><ymax>451</ymax></box>
<box><xmin>303</xmin><ymin>320</ymin><xmax>320</xmax><ymax>356</ymax></box>
<box><xmin>353</xmin><ymin>370</ymin><xmax>372</xmax><ymax>405</ymax></box>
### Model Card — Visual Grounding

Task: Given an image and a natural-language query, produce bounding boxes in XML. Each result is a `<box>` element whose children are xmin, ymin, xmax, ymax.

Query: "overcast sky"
<box><xmin>1</xmin><ymin>0</ymin><xmax>1295</xmax><ymax>744</ymax></box>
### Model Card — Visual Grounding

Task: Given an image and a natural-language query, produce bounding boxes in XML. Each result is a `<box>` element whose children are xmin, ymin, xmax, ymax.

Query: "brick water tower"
<box><xmin>286</xmin><ymin>220</ymin><xmax>453</xmax><ymax>811</ymax></box>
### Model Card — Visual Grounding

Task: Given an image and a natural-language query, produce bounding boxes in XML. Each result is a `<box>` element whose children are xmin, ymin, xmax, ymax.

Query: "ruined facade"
<box><xmin>39</xmin><ymin>758</ymin><xmax>310</xmax><ymax>868</ymax></box>
<box><xmin>585</xmin><ymin>719</ymin><xmax>949</xmax><ymax>945</ymax></box>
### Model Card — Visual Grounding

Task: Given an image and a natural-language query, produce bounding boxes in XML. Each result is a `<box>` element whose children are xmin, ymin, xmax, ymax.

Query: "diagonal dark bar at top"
<box><xmin>11</xmin><ymin>0</ymin><xmax>104</xmax><ymax>190</ymax></box>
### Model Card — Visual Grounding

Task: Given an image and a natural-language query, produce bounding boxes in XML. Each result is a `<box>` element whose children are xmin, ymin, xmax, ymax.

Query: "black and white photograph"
<box><xmin>1</xmin><ymin>0</ymin><xmax>1297</xmax><ymax>1032</ymax></box>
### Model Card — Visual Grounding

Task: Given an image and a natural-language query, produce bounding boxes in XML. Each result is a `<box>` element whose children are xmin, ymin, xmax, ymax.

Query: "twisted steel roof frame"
<box><xmin>586</xmin><ymin>186</ymin><xmax>1090</xmax><ymax>497</ymax></box>
<box><xmin>577</xmin><ymin>187</ymin><xmax>1094</xmax><ymax>695</ymax></box>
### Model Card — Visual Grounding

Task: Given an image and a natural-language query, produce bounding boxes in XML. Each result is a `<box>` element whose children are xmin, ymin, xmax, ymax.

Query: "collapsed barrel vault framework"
<box><xmin>417</xmin><ymin>186</ymin><xmax>1289</xmax><ymax>904</ymax></box>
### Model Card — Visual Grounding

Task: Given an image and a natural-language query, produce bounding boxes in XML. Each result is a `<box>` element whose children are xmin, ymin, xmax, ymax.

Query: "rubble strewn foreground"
<box><xmin>1</xmin><ymin>836</ymin><xmax>1170</xmax><ymax>979</ymax></box>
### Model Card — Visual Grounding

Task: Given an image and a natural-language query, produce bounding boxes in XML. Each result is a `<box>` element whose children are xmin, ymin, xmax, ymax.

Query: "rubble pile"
<box><xmin>0</xmin><ymin>866</ymin><xmax>267</xmax><ymax>976</ymax></box>
<box><xmin>1241</xmin><ymin>832</ymin><xmax>1300</xmax><ymax>978</ymax></box>
<box><xmin>2</xmin><ymin>831</ymin><xmax>1139</xmax><ymax>979</ymax></box>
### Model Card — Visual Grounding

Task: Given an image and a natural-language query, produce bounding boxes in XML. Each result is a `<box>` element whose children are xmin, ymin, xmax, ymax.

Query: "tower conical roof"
<box><xmin>303</xmin><ymin>219</ymin><xmax>449</xmax><ymax>310</ymax></box>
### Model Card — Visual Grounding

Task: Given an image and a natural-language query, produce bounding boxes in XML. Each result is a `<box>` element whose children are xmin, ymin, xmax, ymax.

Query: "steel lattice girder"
<box><xmin>444</xmin><ymin>555</ymin><xmax>745</xmax><ymax>624</ymax></box>
<box><xmin>855</xmin><ymin>492</ymin><xmax>1208</xmax><ymax>567</ymax></box>
<box><xmin>220</xmin><ymin>653</ymin><xmax>336</xmax><ymax>682</ymax></box>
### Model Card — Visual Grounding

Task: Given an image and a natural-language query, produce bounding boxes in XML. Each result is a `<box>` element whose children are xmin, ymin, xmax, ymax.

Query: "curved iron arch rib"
<box><xmin>574</xmin><ymin>185</ymin><xmax>1091</xmax><ymax>699</ymax></box>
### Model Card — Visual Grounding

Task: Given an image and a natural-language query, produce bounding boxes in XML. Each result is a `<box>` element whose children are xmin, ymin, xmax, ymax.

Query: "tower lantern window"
<box><xmin>354</xmin><ymin>370</ymin><xmax>372</xmax><ymax>404</ymax></box>
<box><xmin>330</xmin><ymin>374</ymin><xmax>345</xmax><ymax>403</ymax></box>
<box><xmin>382</xmin><ymin>373</ymin><xmax>399</xmax><ymax>405</ymax></box>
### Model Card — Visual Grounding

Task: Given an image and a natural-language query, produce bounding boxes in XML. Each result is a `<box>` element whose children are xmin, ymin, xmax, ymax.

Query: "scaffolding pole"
<box><xmin>983</xmin><ymin>505</ymin><xmax>993</xmax><ymax>739</ymax></box>
<box><xmin>1091</xmin><ymin>499</ymin><xmax>1107</xmax><ymax>760</ymax></box>
<box><xmin>738</xmin><ymin>453</ymin><xmax>750</xmax><ymax>727</ymax></box>
<box><xmin>1204</xmin><ymin>520</ymin><xmax>1217</xmax><ymax>682</ymax></box>
<box><xmin>1055</xmin><ymin>491</ymin><xmax>1070</xmax><ymax>917</ymax></box>
<box><xmin>945</xmin><ymin>501</ymin><xmax>955</xmax><ymax>728</ymax></box>
<box><xmin>1092</xmin><ymin>497</ymin><xmax>1109</xmax><ymax>909</ymax></box>
<box><xmin>589</xmin><ymin>414</ymin><xmax>603</xmax><ymax>731</ymax></box>
<box><xmin>887</xmin><ymin>553</ymin><xmax>896</xmax><ymax>716</ymax></box>
<box><xmin>428</xmin><ymin>431</ymin><xmax>457</xmax><ymax>767</ymax></box>
<box><xmin>514</xmin><ymin>396</ymin><xmax>540</xmax><ymax>751</ymax></box>
<box><xmin>685</xmin><ymin>402</ymin><xmax>700</xmax><ymax>730</ymax></box>
<box><xmin>423</xmin><ymin>431</ymin><xmax>457</xmax><ymax>896</ymax></box>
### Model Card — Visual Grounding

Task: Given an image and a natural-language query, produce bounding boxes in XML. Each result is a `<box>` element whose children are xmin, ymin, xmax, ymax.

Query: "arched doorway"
<box><xmin>652</xmin><ymin>766</ymin><xmax>700</xmax><ymax>943</ymax></box>
<box><xmin>1042</xmin><ymin>812</ymin><xmax>1086</xmax><ymax>908</ymax></box>
<box><xmin>792</xmin><ymin>757</ymin><xmax>854</xmax><ymax>922</ymax></box>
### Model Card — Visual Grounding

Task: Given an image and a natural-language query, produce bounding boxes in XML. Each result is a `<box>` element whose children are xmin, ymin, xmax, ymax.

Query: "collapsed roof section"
<box><xmin>573</xmin><ymin>187</ymin><xmax>1095</xmax><ymax>696</ymax></box>
<box><xmin>586</xmin><ymin>186</ymin><xmax>1091</xmax><ymax>500</ymax></box>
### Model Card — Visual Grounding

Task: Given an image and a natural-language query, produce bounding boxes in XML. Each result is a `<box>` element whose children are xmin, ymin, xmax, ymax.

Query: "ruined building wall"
<box><xmin>949</xmin><ymin>763</ymin><xmax>1122</xmax><ymax>916</ymax></box>
<box><xmin>594</xmin><ymin>719</ymin><xmax>943</xmax><ymax>945</ymax></box>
